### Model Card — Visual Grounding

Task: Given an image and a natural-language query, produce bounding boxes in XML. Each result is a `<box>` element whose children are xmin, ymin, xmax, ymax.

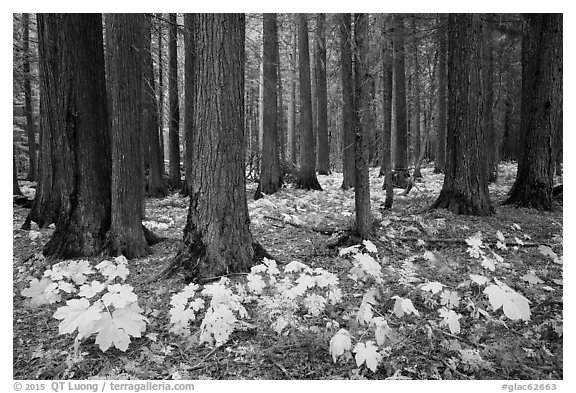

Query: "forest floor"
<box><xmin>12</xmin><ymin>163</ymin><xmax>563</xmax><ymax>380</ymax></box>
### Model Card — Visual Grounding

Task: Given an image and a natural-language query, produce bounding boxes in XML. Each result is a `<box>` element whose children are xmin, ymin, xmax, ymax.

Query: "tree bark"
<box><xmin>380</xmin><ymin>15</ymin><xmax>394</xmax><ymax>209</ymax></box>
<box><xmin>411</xmin><ymin>16</ymin><xmax>422</xmax><ymax>179</ymax></box>
<box><xmin>144</xmin><ymin>15</ymin><xmax>167</xmax><ymax>198</ymax></box>
<box><xmin>255</xmin><ymin>13</ymin><xmax>283</xmax><ymax>199</ymax></box>
<box><xmin>484</xmin><ymin>24</ymin><xmax>497</xmax><ymax>183</ymax></box>
<box><xmin>353</xmin><ymin>13</ymin><xmax>372</xmax><ymax>238</ymax></box>
<box><xmin>36</xmin><ymin>14</ymin><xmax>112</xmax><ymax>259</ymax></box>
<box><xmin>13</xmin><ymin>149</ymin><xmax>23</xmax><ymax>196</ymax></box>
<box><xmin>156</xmin><ymin>14</ymin><xmax>165</xmax><ymax>166</ymax></box>
<box><xmin>504</xmin><ymin>14</ymin><xmax>562</xmax><ymax>210</ymax></box>
<box><xmin>434</xmin><ymin>15</ymin><xmax>447</xmax><ymax>174</ymax></box>
<box><xmin>105</xmin><ymin>14</ymin><xmax>149</xmax><ymax>258</ymax></box>
<box><xmin>296</xmin><ymin>14</ymin><xmax>322</xmax><ymax>190</ymax></box>
<box><xmin>287</xmin><ymin>24</ymin><xmax>298</xmax><ymax>167</ymax></box>
<box><xmin>339</xmin><ymin>13</ymin><xmax>355</xmax><ymax>190</ymax></box>
<box><xmin>22</xmin><ymin>13</ymin><xmax>37</xmax><ymax>182</ymax></box>
<box><xmin>315</xmin><ymin>13</ymin><xmax>330</xmax><ymax>175</ymax></box>
<box><xmin>277</xmin><ymin>18</ymin><xmax>286</xmax><ymax>166</ymax></box>
<box><xmin>183</xmin><ymin>14</ymin><xmax>196</xmax><ymax>196</ymax></box>
<box><xmin>392</xmin><ymin>14</ymin><xmax>409</xmax><ymax>188</ymax></box>
<box><xmin>168</xmin><ymin>14</ymin><xmax>261</xmax><ymax>282</ymax></box>
<box><xmin>168</xmin><ymin>13</ymin><xmax>181</xmax><ymax>189</ymax></box>
<box><xmin>431</xmin><ymin>14</ymin><xmax>492</xmax><ymax>216</ymax></box>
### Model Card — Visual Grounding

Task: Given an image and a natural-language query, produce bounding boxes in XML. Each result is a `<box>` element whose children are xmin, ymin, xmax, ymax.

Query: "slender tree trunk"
<box><xmin>255</xmin><ymin>13</ymin><xmax>282</xmax><ymax>199</ymax></box>
<box><xmin>504</xmin><ymin>14</ymin><xmax>562</xmax><ymax>210</ymax></box>
<box><xmin>156</xmin><ymin>14</ymin><xmax>165</xmax><ymax>166</ymax></box>
<box><xmin>392</xmin><ymin>14</ymin><xmax>409</xmax><ymax>188</ymax></box>
<box><xmin>168</xmin><ymin>14</ymin><xmax>264</xmax><ymax>281</ymax></box>
<box><xmin>411</xmin><ymin>16</ymin><xmax>422</xmax><ymax>179</ymax></box>
<box><xmin>168</xmin><ymin>13</ymin><xmax>181</xmax><ymax>189</ymax></box>
<box><xmin>105</xmin><ymin>14</ymin><xmax>149</xmax><ymax>258</ymax></box>
<box><xmin>277</xmin><ymin>18</ymin><xmax>286</xmax><ymax>166</ymax></box>
<box><xmin>315</xmin><ymin>13</ymin><xmax>330</xmax><ymax>175</ymax></box>
<box><xmin>434</xmin><ymin>15</ymin><xmax>447</xmax><ymax>174</ymax></box>
<box><xmin>183</xmin><ymin>14</ymin><xmax>195</xmax><ymax>196</ymax></box>
<box><xmin>22</xmin><ymin>13</ymin><xmax>37</xmax><ymax>182</ymax></box>
<box><xmin>432</xmin><ymin>14</ymin><xmax>492</xmax><ymax>216</ymax></box>
<box><xmin>339</xmin><ymin>13</ymin><xmax>355</xmax><ymax>189</ymax></box>
<box><xmin>144</xmin><ymin>15</ymin><xmax>167</xmax><ymax>198</ymax></box>
<box><xmin>13</xmin><ymin>150</ymin><xmax>23</xmax><ymax>196</ymax></box>
<box><xmin>287</xmin><ymin>25</ymin><xmax>297</xmax><ymax>167</ymax></box>
<box><xmin>36</xmin><ymin>14</ymin><xmax>112</xmax><ymax>258</ymax></box>
<box><xmin>353</xmin><ymin>13</ymin><xmax>372</xmax><ymax>237</ymax></box>
<box><xmin>380</xmin><ymin>15</ymin><xmax>394</xmax><ymax>209</ymax></box>
<box><xmin>296</xmin><ymin>14</ymin><xmax>322</xmax><ymax>190</ymax></box>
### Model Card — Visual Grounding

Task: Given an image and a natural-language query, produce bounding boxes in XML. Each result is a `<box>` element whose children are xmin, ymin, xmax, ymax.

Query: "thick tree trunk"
<box><xmin>484</xmin><ymin>26</ymin><xmax>497</xmax><ymax>183</ymax></box>
<box><xmin>339</xmin><ymin>13</ymin><xmax>354</xmax><ymax>190</ymax></box>
<box><xmin>296</xmin><ymin>14</ymin><xmax>322</xmax><ymax>190</ymax></box>
<box><xmin>156</xmin><ymin>14</ymin><xmax>165</xmax><ymax>166</ymax></box>
<box><xmin>504</xmin><ymin>14</ymin><xmax>562</xmax><ymax>210</ymax></box>
<box><xmin>36</xmin><ymin>14</ymin><xmax>112</xmax><ymax>259</ymax></box>
<box><xmin>353</xmin><ymin>14</ymin><xmax>372</xmax><ymax>238</ymax></box>
<box><xmin>277</xmin><ymin>19</ymin><xmax>286</xmax><ymax>166</ymax></box>
<box><xmin>432</xmin><ymin>14</ymin><xmax>492</xmax><ymax>216</ymax></box>
<box><xmin>144</xmin><ymin>16</ymin><xmax>167</xmax><ymax>198</ymax></box>
<box><xmin>22</xmin><ymin>13</ymin><xmax>37</xmax><ymax>182</ymax></box>
<box><xmin>315</xmin><ymin>13</ymin><xmax>330</xmax><ymax>175</ymax></box>
<box><xmin>392</xmin><ymin>15</ymin><xmax>409</xmax><ymax>188</ymax></box>
<box><xmin>105</xmin><ymin>14</ymin><xmax>149</xmax><ymax>258</ymax></box>
<box><xmin>168</xmin><ymin>13</ymin><xmax>181</xmax><ymax>189</ymax></box>
<box><xmin>287</xmin><ymin>27</ymin><xmax>297</xmax><ymax>167</ymax></box>
<box><xmin>411</xmin><ymin>16</ymin><xmax>422</xmax><ymax>179</ymax></box>
<box><xmin>434</xmin><ymin>15</ymin><xmax>447</xmax><ymax>174</ymax></box>
<box><xmin>183</xmin><ymin>14</ymin><xmax>196</xmax><ymax>196</ymax></box>
<box><xmin>169</xmin><ymin>14</ymin><xmax>260</xmax><ymax>282</ymax></box>
<box><xmin>380</xmin><ymin>15</ymin><xmax>394</xmax><ymax>209</ymax></box>
<box><xmin>255</xmin><ymin>13</ymin><xmax>283</xmax><ymax>199</ymax></box>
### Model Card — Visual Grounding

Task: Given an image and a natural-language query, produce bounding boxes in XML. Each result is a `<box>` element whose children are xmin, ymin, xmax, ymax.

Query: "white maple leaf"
<box><xmin>57</xmin><ymin>281</ymin><xmax>75</xmax><ymax>294</ymax></box>
<box><xmin>96</xmin><ymin>259</ymin><xmax>129</xmax><ymax>281</ymax></box>
<box><xmin>53</xmin><ymin>298</ymin><xmax>102</xmax><ymax>338</ymax></box>
<box><xmin>357</xmin><ymin>288</ymin><xmax>378</xmax><ymax>324</ymax></box>
<box><xmin>329</xmin><ymin>329</ymin><xmax>352</xmax><ymax>362</ymax></box>
<box><xmin>484</xmin><ymin>282</ymin><xmax>531</xmax><ymax>321</ymax></box>
<box><xmin>371</xmin><ymin>317</ymin><xmax>391</xmax><ymax>345</ymax></box>
<box><xmin>303</xmin><ymin>293</ymin><xmax>327</xmax><ymax>316</ymax></box>
<box><xmin>246</xmin><ymin>273</ymin><xmax>266</xmax><ymax>294</ymax></box>
<box><xmin>339</xmin><ymin>245</ymin><xmax>360</xmax><ymax>256</ymax></box>
<box><xmin>101</xmin><ymin>284</ymin><xmax>137</xmax><ymax>308</ymax></box>
<box><xmin>78</xmin><ymin>280</ymin><xmax>107</xmax><ymax>299</ymax></box>
<box><xmin>65</xmin><ymin>260</ymin><xmax>94</xmax><ymax>284</ymax></box>
<box><xmin>469</xmin><ymin>274</ymin><xmax>489</xmax><ymax>286</ymax></box>
<box><xmin>440</xmin><ymin>290</ymin><xmax>460</xmax><ymax>309</ymax></box>
<box><xmin>438</xmin><ymin>307</ymin><xmax>462</xmax><ymax>334</ymax></box>
<box><xmin>354</xmin><ymin>341</ymin><xmax>382</xmax><ymax>372</ymax></box>
<box><xmin>199</xmin><ymin>304</ymin><xmax>237</xmax><ymax>346</ymax></box>
<box><xmin>521</xmin><ymin>272</ymin><xmax>544</xmax><ymax>285</ymax></box>
<box><xmin>94</xmin><ymin>312</ymin><xmax>131</xmax><ymax>352</ymax></box>
<box><xmin>481</xmin><ymin>256</ymin><xmax>496</xmax><ymax>272</ymax></box>
<box><xmin>391</xmin><ymin>296</ymin><xmax>420</xmax><ymax>318</ymax></box>
<box><xmin>363</xmin><ymin>240</ymin><xmax>378</xmax><ymax>254</ymax></box>
<box><xmin>284</xmin><ymin>261</ymin><xmax>311</xmax><ymax>274</ymax></box>
<box><xmin>420</xmin><ymin>281</ymin><xmax>444</xmax><ymax>294</ymax></box>
<box><xmin>350</xmin><ymin>253</ymin><xmax>383</xmax><ymax>283</ymax></box>
<box><xmin>21</xmin><ymin>277</ymin><xmax>61</xmax><ymax>306</ymax></box>
<box><xmin>111</xmin><ymin>306</ymin><xmax>148</xmax><ymax>337</ymax></box>
<box><xmin>423</xmin><ymin>251</ymin><xmax>437</xmax><ymax>263</ymax></box>
<box><xmin>496</xmin><ymin>230</ymin><xmax>506</xmax><ymax>243</ymax></box>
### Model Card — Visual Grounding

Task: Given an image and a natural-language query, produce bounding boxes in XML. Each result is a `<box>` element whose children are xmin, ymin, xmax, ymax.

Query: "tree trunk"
<box><xmin>156</xmin><ymin>14</ymin><xmax>165</xmax><ymax>166</ymax></box>
<box><xmin>411</xmin><ymin>15</ymin><xmax>422</xmax><ymax>179</ymax></box>
<box><xmin>353</xmin><ymin>13</ymin><xmax>372</xmax><ymax>237</ymax></box>
<box><xmin>339</xmin><ymin>13</ymin><xmax>355</xmax><ymax>190</ymax></box>
<box><xmin>431</xmin><ymin>14</ymin><xmax>492</xmax><ymax>216</ymax></box>
<box><xmin>36</xmin><ymin>14</ymin><xmax>112</xmax><ymax>259</ymax></box>
<box><xmin>169</xmin><ymin>14</ymin><xmax>261</xmax><ymax>282</ymax></box>
<box><xmin>434</xmin><ymin>15</ymin><xmax>447</xmax><ymax>174</ymax></box>
<box><xmin>484</xmin><ymin>25</ymin><xmax>497</xmax><ymax>183</ymax></box>
<box><xmin>183</xmin><ymin>14</ymin><xmax>195</xmax><ymax>196</ymax></box>
<box><xmin>168</xmin><ymin>13</ymin><xmax>181</xmax><ymax>189</ymax></box>
<box><xmin>105</xmin><ymin>14</ymin><xmax>149</xmax><ymax>258</ymax></box>
<box><xmin>380</xmin><ymin>15</ymin><xmax>394</xmax><ymax>209</ymax></box>
<box><xmin>144</xmin><ymin>15</ymin><xmax>167</xmax><ymax>198</ymax></box>
<box><xmin>277</xmin><ymin>19</ymin><xmax>286</xmax><ymax>166</ymax></box>
<box><xmin>296</xmin><ymin>14</ymin><xmax>322</xmax><ymax>190</ymax></box>
<box><xmin>315</xmin><ymin>13</ymin><xmax>330</xmax><ymax>175</ymax></box>
<box><xmin>22</xmin><ymin>13</ymin><xmax>37</xmax><ymax>182</ymax></box>
<box><xmin>255</xmin><ymin>13</ymin><xmax>283</xmax><ymax>199</ymax></box>
<box><xmin>392</xmin><ymin>14</ymin><xmax>409</xmax><ymax>188</ymax></box>
<box><xmin>504</xmin><ymin>14</ymin><xmax>562</xmax><ymax>210</ymax></box>
<box><xmin>13</xmin><ymin>150</ymin><xmax>23</xmax><ymax>196</ymax></box>
<box><xmin>287</xmin><ymin>22</ymin><xmax>297</xmax><ymax>167</ymax></box>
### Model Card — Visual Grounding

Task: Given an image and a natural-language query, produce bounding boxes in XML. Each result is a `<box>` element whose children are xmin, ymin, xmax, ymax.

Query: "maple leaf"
<box><xmin>199</xmin><ymin>304</ymin><xmax>237</xmax><ymax>346</ymax></box>
<box><xmin>263</xmin><ymin>258</ymin><xmax>280</xmax><ymax>276</ymax></box>
<box><xmin>96</xmin><ymin>259</ymin><xmax>129</xmax><ymax>281</ymax></box>
<box><xmin>521</xmin><ymin>272</ymin><xmax>544</xmax><ymax>285</ymax></box>
<box><xmin>65</xmin><ymin>260</ymin><xmax>94</xmax><ymax>284</ymax></box>
<box><xmin>21</xmin><ymin>277</ymin><xmax>61</xmax><ymax>306</ymax></box>
<box><xmin>338</xmin><ymin>244</ymin><xmax>360</xmax><ymax>257</ymax></box>
<box><xmin>246</xmin><ymin>273</ymin><xmax>266</xmax><ymax>294</ymax></box>
<box><xmin>350</xmin><ymin>253</ymin><xmax>383</xmax><ymax>283</ymax></box>
<box><xmin>481</xmin><ymin>256</ymin><xmax>496</xmax><ymax>272</ymax></box>
<box><xmin>420</xmin><ymin>281</ymin><xmax>444</xmax><ymax>294</ymax></box>
<box><xmin>329</xmin><ymin>329</ymin><xmax>352</xmax><ymax>363</ymax></box>
<box><xmin>496</xmin><ymin>230</ymin><xmax>506</xmax><ymax>243</ymax></box>
<box><xmin>391</xmin><ymin>296</ymin><xmax>420</xmax><ymax>318</ymax></box>
<box><xmin>440</xmin><ymin>290</ymin><xmax>460</xmax><ymax>309</ymax></box>
<box><xmin>78</xmin><ymin>280</ymin><xmax>107</xmax><ymax>299</ymax></box>
<box><xmin>354</xmin><ymin>341</ymin><xmax>382</xmax><ymax>372</ymax></box>
<box><xmin>284</xmin><ymin>260</ymin><xmax>311</xmax><ymax>274</ymax></box>
<box><xmin>484</xmin><ymin>281</ymin><xmax>531</xmax><ymax>321</ymax></box>
<box><xmin>438</xmin><ymin>307</ymin><xmax>462</xmax><ymax>334</ymax></box>
<box><xmin>363</xmin><ymin>240</ymin><xmax>378</xmax><ymax>254</ymax></box>
<box><xmin>423</xmin><ymin>250</ymin><xmax>437</xmax><ymax>263</ymax></box>
<box><xmin>469</xmin><ymin>274</ymin><xmax>489</xmax><ymax>286</ymax></box>
<box><xmin>357</xmin><ymin>288</ymin><xmax>378</xmax><ymax>324</ymax></box>
<box><xmin>53</xmin><ymin>298</ymin><xmax>102</xmax><ymax>338</ymax></box>
<box><xmin>371</xmin><ymin>317</ymin><xmax>392</xmax><ymax>345</ymax></box>
<box><xmin>111</xmin><ymin>306</ymin><xmax>148</xmax><ymax>337</ymax></box>
<box><xmin>303</xmin><ymin>293</ymin><xmax>327</xmax><ymax>316</ymax></box>
<box><xmin>538</xmin><ymin>245</ymin><xmax>556</xmax><ymax>259</ymax></box>
<box><xmin>94</xmin><ymin>312</ymin><xmax>131</xmax><ymax>352</ymax></box>
<box><xmin>101</xmin><ymin>284</ymin><xmax>137</xmax><ymax>308</ymax></box>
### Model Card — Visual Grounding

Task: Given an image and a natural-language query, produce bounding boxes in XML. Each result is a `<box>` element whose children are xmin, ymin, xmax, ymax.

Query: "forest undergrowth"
<box><xmin>12</xmin><ymin>163</ymin><xmax>563</xmax><ymax>380</ymax></box>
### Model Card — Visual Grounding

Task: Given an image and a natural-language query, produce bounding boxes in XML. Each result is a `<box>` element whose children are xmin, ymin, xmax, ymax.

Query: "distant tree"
<box><xmin>167</xmin><ymin>14</ymin><xmax>267</xmax><ymax>281</ymax></box>
<box><xmin>22</xmin><ymin>13</ymin><xmax>37</xmax><ymax>182</ymax></box>
<box><xmin>34</xmin><ymin>14</ymin><xmax>111</xmax><ymax>258</ymax></box>
<box><xmin>296</xmin><ymin>13</ymin><xmax>322</xmax><ymax>190</ymax></box>
<box><xmin>105</xmin><ymin>13</ymin><xmax>150</xmax><ymax>258</ymax></box>
<box><xmin>432</xmin><ymin>14</ymin><xmax>492</xmax><ymax>216</ymax></box>
<box><xmin>168</xmin><ymin>13</ymin><xmax>181</xmax><ymax>189</ymax></box>
<box><xmin>353</xmin><ymin>13</ymin><xmax>372</xmax><ymax>237</ymax></box>
<box><xmin>287</xmin><ymin>20</ymin><xmax>298</xmax><ymax>166</ymax></box>
<box><xmin>392</xmin><ymin>14</ymin><xmax>409</xmax><ymax>188</ymax></box>
<box><xmin>276</xmin><ymin>19</ymin><xmax>286</xmax><ymax>166</ymax></box>
<box><xmin>504</xmin><ymin>14</ymin><xmax>562</xmax><ymax>210</ymax></box>
<box><xmin>410</xmin><ymin>15</ymin><xmax>422</xmax><ymax>180</ymax></box>
<box><xmin>315</xmin><ymin>13</ymin><xmax>330</xmax><ymax>175</ymax></box>
<box><xmin>434</xmin><ymin>15</ymin><xmax>447</xmax><ymax>174</ymax></box>
<box><xmin>143</xmin><ymin>15</ymin><xmax>167</xmax><ymax>198</ymax></box>
<box><xmin>379</xmin><ymin>14</ymin><xmax>394</xmax><ymax>209</ymax></box>
<box><xmin>183</xmin><ymin>13</ymin><xmax>195</xmax><ymax>196</ymax></box>
<box><xmin>13</xmin><ymin>150</ymin><xmax>22</xmax><ymax>196</ymax></box>
<box><xmin>255</xmin><ymin>13</ymin><xmax>283</xmax><ymax>199</ymax></box>
<box><xmin>339</xmin><ymin>13</ymin><xmax>354</xmax><ymax>190</ymax></box>
<box><xmin>155</xmin><ymin>13</ymin><xmax>165</xmax><ymax>165</ymax></box>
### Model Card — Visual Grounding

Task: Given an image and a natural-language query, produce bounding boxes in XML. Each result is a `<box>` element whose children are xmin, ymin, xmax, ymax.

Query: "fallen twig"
<box><xmin>392</xmin><ymin>236</ymin><xmax>549</xmax><ymax>248</ymax></box>
<box><xmin>263</xmin><ymin>215</ymin><xmax>343</xmax><ymax>236</ymax></box>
